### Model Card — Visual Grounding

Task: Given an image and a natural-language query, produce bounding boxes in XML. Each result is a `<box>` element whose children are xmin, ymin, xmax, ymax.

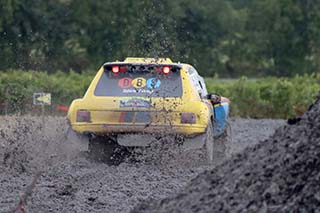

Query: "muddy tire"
<box><xmin>88</xmin><ymin>136</ymin><xmax>127</xmax><ymax>165</ymax></box>
<box><xmin>204</xmin><ymin>122</ymin><xmax>214</xmax><ymax>163</ymax></box>
<box><xmin>214</xmin><ymin>123</ymin><xmax>231</xmax><ymax>158</ymax></box>
<box><xmin>213</xmin><ymin>131</ymin><xmax>227</xmax><ymax>160</ymax></box>
<box><xmin>65</xmin><ymin>128</ymin><xmax>89</xmax><ymax>151</ymax></box>
<box><xmin>205</xmin><ymin>122</ymin><xmax>227</xmax><ymax>163</ymax></box>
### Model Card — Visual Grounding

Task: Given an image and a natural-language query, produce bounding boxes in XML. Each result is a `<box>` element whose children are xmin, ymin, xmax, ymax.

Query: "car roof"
<box><xmin>123</xmin><ymin>57</ymin><xmax>173</xmax><ymax>63</ymax></box>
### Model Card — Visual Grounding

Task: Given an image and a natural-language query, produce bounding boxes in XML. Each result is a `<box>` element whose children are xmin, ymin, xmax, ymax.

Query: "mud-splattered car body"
<box><xmin>67</xmin><ymin>58</ymin><xmax>229</xmax><ymax>162</ymax></box>
<box><xmin>212</xmin><ymin>97</ymin><xmax>230</xmax><ymax>136</ymax></box>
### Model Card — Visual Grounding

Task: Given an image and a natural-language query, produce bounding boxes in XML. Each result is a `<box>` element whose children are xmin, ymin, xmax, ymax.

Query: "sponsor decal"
<box><xmin>147</xmin><ymin>78</ymin><xmax>161</xmax><ymax>89</ymax></box>
<box><xmin>118</xmin><ymin>78</ymin><xmax>133</xmax><ymax>88</ymax></box>
<box><xmin>123</xmin><ymin>89</ymin><xmax>153</xmax><ymax>94</ymax></box>
<box><xmin>120</xmin><ymin>98</ymin><xmax>151</xmax><ymax>108</ymax></box>
<box><xmin>132</xmin><ymin>77</ymin><xmax>146</xmax><ymax>88</ymax></box>
<box><xmin>118</xmin><ymin>77</ymin><xmax>161</xmax><ymax>91</ymax></box>
<box><xmin>117</xmin><ymin>77</ymin><xmax>161</xmax><ymax>95</ymax></box>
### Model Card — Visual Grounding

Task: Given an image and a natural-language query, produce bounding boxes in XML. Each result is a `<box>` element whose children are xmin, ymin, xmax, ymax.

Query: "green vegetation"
<box><xmin>0</xmin><ymin>71</ymin><xmax>94</xmax><ymax>113</ymax></box>
<box><xmin>1</xmin><ymin>0</ymin><xmax>320</xmax><ymax>77</ymax></box>
<box><xmin>0</xmin><ymin>71</ymin><xmax>318</xmax><ymax>118</ymax></box>
<box><xmin>206</xmin><ymin>75</ymin><xmax>320</xmax><ymax>118</ymax></box>
<box><xmin>1</xmin><ymin>1</ymin><xmax>319</xmax><ymax>118</ymax></box>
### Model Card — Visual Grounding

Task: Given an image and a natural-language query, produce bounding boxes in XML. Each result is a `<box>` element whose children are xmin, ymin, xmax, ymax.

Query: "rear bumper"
<box><xmin>71</xmin><ymin>123</ymin><xmax>206</xmax><ymax>136</ymax></box>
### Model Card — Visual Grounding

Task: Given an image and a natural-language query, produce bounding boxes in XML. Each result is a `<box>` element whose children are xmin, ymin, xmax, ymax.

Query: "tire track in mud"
<box><xmin>0</xmin><ymin>116</ymin><xmax>284</xmax><ymax>212</ymax></box>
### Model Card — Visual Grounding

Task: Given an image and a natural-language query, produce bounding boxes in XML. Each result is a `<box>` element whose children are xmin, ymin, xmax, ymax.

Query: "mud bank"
<box><xmin>0</xmin><ymin>117</ymin><xmax>283</xmax><ymax>212</ymax></box>
<box><xmin>132</xmin><ymin>97</ymin><xmax>320</xmax><ymax>212</ymax></box>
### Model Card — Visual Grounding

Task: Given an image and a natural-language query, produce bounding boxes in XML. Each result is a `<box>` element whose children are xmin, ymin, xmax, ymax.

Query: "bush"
<box><xmin>0</xmin><ymin>70</ymin><xmax>319</xmax><ymax>118</ymax></box>
<box><xmin>0</xmin><ymin>70</ymin><xmax>94</xmax><ymax>114</ymax></box>
<box><xmin>205</xmin><ymin>74</ymin><xmax>320</xmax><ymax>118</ymax></box>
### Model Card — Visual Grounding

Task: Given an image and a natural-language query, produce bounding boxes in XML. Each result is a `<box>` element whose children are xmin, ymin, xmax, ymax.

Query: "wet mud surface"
<box><xmin>0</xmin><ymin>117</ymin><xmax>284</xmax><ymax>212</ymax></box>
<box><xmin>133</xmin><ymin>97</ymin><xmax>320</xmax><ymax>213</ymax></box>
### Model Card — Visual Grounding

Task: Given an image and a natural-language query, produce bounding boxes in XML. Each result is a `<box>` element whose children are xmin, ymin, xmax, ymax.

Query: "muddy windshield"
<box><xmin>94</xmin><ymin>66</ymin><xmax>183</xmax><ymax>97</ymax></box>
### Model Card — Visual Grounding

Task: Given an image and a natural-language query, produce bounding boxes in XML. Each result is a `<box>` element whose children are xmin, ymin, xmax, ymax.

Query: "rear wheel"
<box><xmin>214</xmin><ymin>123</ymin><xmax>231</xmax><ymax>158</ymax></box>
<box><xmin>213</xmin><ymin>131</ymin><xmax>227</xmax><ymax>160</ymax></box>
<box><xmin>88</xmin><ymin>136</ymin><xmax>128</xmax><ymax>165</ymax></box>
<box><xmin>205</xmin><ymin>121</ymin><xmax>227</xmax><ymax>163</ymax></box>
<box><xmin>204</xmin><ymin>122</ymin><xmax>214</xmax><ymax>163</ymax></box>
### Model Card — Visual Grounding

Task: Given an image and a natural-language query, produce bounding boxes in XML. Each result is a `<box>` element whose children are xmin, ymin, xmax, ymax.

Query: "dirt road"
<box><xmin>0</xmin><ymin>117</ymin><xmax>284</xmax><ymax>212</ymax></box>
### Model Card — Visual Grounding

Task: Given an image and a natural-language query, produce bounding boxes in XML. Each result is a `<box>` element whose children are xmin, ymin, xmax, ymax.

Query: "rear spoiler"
<box><xmin>103</xmin><ymin>62</ymin><xmax>182</xmax><ymax>69</ymax></box>
<box><xmin>103</xmin><ymin>62</ymin><xmax>183</xmax><ymax>74</ymax></box>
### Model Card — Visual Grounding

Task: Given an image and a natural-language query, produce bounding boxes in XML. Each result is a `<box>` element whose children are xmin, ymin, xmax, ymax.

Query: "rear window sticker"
<box><xmin>147</xmin><ymin>78</ymin><xmax>161</xmax><ymax>89</ymax></box>
<box><xmin>118</xmin><ymin>78</ymin><xmax>133</xmax><ymax>88</ymax></box>
<box><xmin>132</xmin><ymin>77</ymin><xmax>146</xmax><ymax>88</ymax></box>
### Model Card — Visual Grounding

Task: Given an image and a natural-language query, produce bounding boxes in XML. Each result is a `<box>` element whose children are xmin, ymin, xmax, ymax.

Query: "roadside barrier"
<box><xmin>56</xmin><ymin>105</ymin><xmax>69</xmax><ymax>112</ymax></box>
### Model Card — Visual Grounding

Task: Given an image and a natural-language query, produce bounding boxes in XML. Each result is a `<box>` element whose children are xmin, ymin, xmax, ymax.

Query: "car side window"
<box><xmin>188</xmin><ymin>67</ymin><xmax>206</xmax><ymax>98</ymax></box>
<box><xmin>198</xmin><ymin>80</ymin><xmax>203</xmax><ymax>89</ymax></box>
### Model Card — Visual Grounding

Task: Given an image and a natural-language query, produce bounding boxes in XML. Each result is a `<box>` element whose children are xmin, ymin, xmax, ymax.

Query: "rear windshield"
<box><xmin>94</xmin><ymin>66</ymin><xmax>183</xmax><ymax>97</ymax></box>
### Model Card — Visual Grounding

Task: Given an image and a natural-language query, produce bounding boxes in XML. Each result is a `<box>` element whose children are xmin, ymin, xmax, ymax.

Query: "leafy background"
<box><xmin>1</xmin><ymin>0</ymin><xmax>320</xmax><ymax>77</ymax></box>
<box><xmin>1</xmin><ymin>0</ymin><xmax>320</xmax><ymax>118</ymax></box>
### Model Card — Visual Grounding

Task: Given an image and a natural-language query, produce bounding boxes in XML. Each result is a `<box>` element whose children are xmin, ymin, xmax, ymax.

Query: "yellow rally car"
<box><xmin>67</xmin><ymin>58</ymin><xmax>230</xmax><ymax>164</ymax></box>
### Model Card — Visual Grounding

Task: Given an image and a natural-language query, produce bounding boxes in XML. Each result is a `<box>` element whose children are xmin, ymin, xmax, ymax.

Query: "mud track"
<box><xmin>0</xmin><ymin>117</ymin><xmax>283</xmax><ymax>212</ymax></box>
<box><xmin>133</xmin><ymin>97</ymin><xmax>320</xmax><ymax>213</ymax></box>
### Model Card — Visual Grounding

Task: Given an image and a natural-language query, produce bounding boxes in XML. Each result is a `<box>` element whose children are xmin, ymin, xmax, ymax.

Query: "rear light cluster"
<box><xmin>181</xmin><ymin>112</ymin><xmax>196</xmax><ymax>124</ymax></box>
<box><xmin>76</xmin><ymin>110</ymin><xmax>91</xmax><ymax>122</ymax></box>
<box><xmin>110</xmin><ymin>65</ymin><xmax>172</xmax><ymax>75</ymax></box>
<box><xmin>112</xmin><ymin>66</ymin><xmax>119</xmax><ymax>73</ymax></box>
<box><xmin>162</xmin><ymin>66</ymin><xmax>171</xmax><ymax>74</ymax></box>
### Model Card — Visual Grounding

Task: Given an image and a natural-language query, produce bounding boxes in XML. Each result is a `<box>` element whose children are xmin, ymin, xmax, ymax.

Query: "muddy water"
<box><xmin>0</xmin><ymin>116</ymin><xmax>284</xmax><ymax>212</ymax></box>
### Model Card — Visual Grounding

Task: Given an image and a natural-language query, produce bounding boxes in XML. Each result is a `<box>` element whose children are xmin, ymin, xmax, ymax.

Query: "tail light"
<box><xmin>112</xmin><ymin>66</ymin><xmax>120</xmax><ymax>73</ymax></box>
<box><xmin>104</xmin><ymin>64</ymin><xmax>179</xmax><ymax>75</ymax></box>
<box><xmin>181</xmin><ymin>112</ymin><xmax>196</xmax><ymax>124</ymax></box>
<box><xmin>119</xmin><ymin>66</ymin><xmax>127</xmax><ymax>72</ymax></box>
<box><xmin>163</xmin><ymin>66</ymin><xmax>171</xmax><ymax>74</ymax></box>
<box><xmin>77</xmin><ymin>110</ymin><xmax>91</xmax><ymax>122</ymax></box>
